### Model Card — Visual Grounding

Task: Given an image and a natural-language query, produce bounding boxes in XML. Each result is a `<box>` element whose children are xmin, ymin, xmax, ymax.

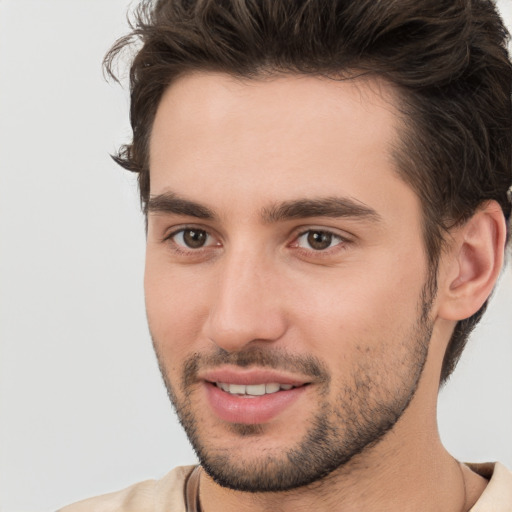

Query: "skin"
<box><xmin>145</xmin><ymin>72</ymin><xmax>505</xmax><ymax>511</ymax></box>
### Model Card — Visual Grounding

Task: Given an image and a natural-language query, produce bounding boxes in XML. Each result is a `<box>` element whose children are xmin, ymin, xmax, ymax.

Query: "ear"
<box><xmin>437</xmin><ymin>201</ymin><xmax>507</xmax><ymax>321</ymax></box>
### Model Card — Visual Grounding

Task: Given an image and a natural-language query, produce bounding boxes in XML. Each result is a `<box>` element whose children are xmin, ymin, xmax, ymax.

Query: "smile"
<box><xmin>206</xmin><ymin>380</ymin><xmax>308</xmax><ymax>423</ymax></box>
<box><xmin>215</xmin><ymin>382</ymin><xmax>296</xmax><ymax>396</ymax></box>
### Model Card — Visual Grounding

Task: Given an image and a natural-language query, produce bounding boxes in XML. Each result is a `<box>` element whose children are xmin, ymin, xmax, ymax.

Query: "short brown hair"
<box><xmin>105</xmin><ymin>0</ymin><xmax>512</xmax><ymax>383</ymax></box>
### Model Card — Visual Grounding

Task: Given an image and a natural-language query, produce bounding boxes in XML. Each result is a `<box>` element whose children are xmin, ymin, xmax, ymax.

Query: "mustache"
<box><xmin>182</xmin><ymin>347</ymin><xmax>330</xmax><ymax>389</ymax></box>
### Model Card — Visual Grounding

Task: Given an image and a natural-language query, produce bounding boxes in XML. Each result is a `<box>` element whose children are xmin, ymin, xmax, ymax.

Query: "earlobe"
<box><xmin>438</xmin><ymin>201</ymin><xmax>507</xmax><ymax>321</ymax></box>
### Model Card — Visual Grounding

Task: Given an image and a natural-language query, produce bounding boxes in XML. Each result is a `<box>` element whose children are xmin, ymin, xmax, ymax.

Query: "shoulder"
<box><xmin>57</xmin><ymin>465</ymin><xmax>196</xmax><ymax>512</ymax></box>
<box><xmin>468</xmin><ymin>462</ymin><xmax>512</xmax><ymax>511</ymax></box>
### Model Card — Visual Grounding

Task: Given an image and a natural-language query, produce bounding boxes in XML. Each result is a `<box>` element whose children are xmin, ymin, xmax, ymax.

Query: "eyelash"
<box><xmin>162</xmin><ymin>226</ymin><xmax>350</xmax><ymax>258</ymax></box>
<box><xmin>163</xmin><ymin>227</ymin><xmax>219</xmax><ymax>256</ymax></box>
<box><xmin>291</xmin><ymin>229</ymin><xmax>349</xmax><ymax>257</ymax></box>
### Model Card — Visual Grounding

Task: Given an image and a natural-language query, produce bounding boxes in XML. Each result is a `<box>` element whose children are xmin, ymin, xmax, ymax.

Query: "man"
<box><xmin>60</xmin><ymin>0</ymin><xmax>512</xmax><ymax>510</ymax></box>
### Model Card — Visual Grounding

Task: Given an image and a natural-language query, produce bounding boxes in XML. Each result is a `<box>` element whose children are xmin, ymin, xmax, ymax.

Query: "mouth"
<box><xmin>213</xmin><ymin>382</ymin><xmax>298</xmax><ymax>397</ymax></box>
<box><xmin>199</xmin><ymin>369</ymin><xmax>311</xmax><ymax>424</ymax></box>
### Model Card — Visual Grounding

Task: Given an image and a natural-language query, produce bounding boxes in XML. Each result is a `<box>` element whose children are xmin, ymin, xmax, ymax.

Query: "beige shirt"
<box><xmin>58</xmin><ymin>462</ymin><xmax>512</xmax><ymax>512</ymax></box>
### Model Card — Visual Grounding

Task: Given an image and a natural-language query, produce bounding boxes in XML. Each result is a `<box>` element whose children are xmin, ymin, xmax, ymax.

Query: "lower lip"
<box><xmin>204</xmin><ymin>382</ymin><xmax>307</xmax><ymax>424</ymax></box>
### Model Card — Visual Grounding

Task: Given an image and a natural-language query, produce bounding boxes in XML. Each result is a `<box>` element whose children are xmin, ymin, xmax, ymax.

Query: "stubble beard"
<box><xmin>152</xmin><ymin>283</ymin><xmax>435</xmax><ymax>493</ymax></box>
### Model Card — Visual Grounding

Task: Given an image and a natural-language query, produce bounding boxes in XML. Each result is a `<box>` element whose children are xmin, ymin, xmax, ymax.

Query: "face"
<box><xmin>145</xmin><ymin>72</ymin><xmax>434</xmax><ymax>492</ymax></box>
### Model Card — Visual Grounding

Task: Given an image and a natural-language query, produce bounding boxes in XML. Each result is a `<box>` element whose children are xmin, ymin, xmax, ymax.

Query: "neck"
<box><xmin>199</xmin><ymin>322</ymin><xmax>489</xmax><ymax>512</ymax></box>
<box><xmin>198</xmin><ymin>361</ymin><xmax>487</xmax><ymax>512</ymax></box>
<box><xmin>199</xmin><ymin>432</ymin><xmax>468</xmax><ymax>512</ymax></box>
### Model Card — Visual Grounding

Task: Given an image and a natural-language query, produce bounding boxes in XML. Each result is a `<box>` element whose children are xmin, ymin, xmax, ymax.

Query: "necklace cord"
<box><xmin>184</xmin><ymin>465</ymin><xmax>202</xmax><ymax>512</ymax></box>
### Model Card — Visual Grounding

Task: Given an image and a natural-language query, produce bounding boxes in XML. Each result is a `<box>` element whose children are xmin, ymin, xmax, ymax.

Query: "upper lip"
<box><xmin>199</xmin><ymin>366</ymin><xmax>311</xmax><ymax>386</ymax></box>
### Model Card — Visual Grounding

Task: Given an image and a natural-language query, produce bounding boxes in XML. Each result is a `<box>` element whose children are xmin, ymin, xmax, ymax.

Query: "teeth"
<box><xmin>216</xmin><ymin>382</ymin><xmax>296</xmax><ymax>396</ymax></box>
<box><xmin>246</xmin><ymin>384</ymin><xmax>266</xmax><ymax>396</ymax></box>
<box><xmin>265</xmin><ymin>383</ymin><xmax>280</xmax><ymax>394</ymax></box>
<box><xmin>229</xmin><ymin>384</ymin><xmax>246</xmax><ymax>395</ymax></box>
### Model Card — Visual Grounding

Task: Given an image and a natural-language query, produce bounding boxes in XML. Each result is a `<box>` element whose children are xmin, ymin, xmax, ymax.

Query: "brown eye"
<box><xmin>296</xmin><ymin>230</ymin><xmax>343</xmax><ymax>251</ymax></box>
<box><xmin>183</xmin><ymin>229</ymin><xmax>207</xmax><ymax>248</ymax></box>
<box><xmin>174</xmin><ymin>228</ymin><xmax>209</xmax><ymax>248</ymax></box>
<box><xmin>307</xmin><ymin>231</ymin><xmax>333</xmax><ymax>250</ymax></box>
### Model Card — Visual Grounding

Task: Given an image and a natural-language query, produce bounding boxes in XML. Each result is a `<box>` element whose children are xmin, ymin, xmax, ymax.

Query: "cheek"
<box><xmin>293</xmin><ymin>251</ymin><xmax>427</xmax><ymax>360</ymax></box>
<box><xmin>144</xmin><ymin>251</ymin><xmax>211</xmax><ymax>361</ymax></box>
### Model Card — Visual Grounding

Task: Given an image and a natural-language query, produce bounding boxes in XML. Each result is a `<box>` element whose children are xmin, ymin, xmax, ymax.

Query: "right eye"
<box><xmin>170</xmin><ymin>228</ymin><xmax>214</xmax><ymax>249</ymax></box>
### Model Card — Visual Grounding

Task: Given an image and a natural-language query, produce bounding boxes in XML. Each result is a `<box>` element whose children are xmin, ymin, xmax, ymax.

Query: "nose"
<box><xmin>202</xmin><ymin>249</ymin><xmax>288</xmax><ymax>352</ymax></box>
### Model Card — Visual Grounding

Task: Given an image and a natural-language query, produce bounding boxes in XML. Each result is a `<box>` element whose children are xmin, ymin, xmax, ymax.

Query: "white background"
<box><xmin>0</xmin><ymin>1</ymin><xmax>511</xmax><ymax>510</ymax></box>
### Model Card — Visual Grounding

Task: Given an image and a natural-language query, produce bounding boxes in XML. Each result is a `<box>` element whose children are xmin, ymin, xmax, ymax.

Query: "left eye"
<box><xmin>296</xmin><ymin>230</ymin><xmax>343</xmax><ymax>251</ymax></box>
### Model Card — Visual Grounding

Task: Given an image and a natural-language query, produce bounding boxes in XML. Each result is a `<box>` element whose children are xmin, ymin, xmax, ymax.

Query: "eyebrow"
<box><xmin>147</xmin><ymin>192</ymin><xmax>216</xmax><ymax>219</ymax></box>
<box><xmin>261</xmin><ymin>197</ymin><xmax>381</xmax><ymax>223</ymax></box>
<box><xmin>147</xmin><ymin>191</ymin><xmax>381</xmax><ymax>224</ymax></box>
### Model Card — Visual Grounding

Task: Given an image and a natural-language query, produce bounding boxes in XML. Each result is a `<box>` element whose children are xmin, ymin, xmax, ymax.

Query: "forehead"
<box><xmin>149</xmin><ymin>72</ymin><xmax>400</xmax><ymax>169</ymax></box>
<box><xmin>148</xmin><ymin>72</ymin><xmax>415</xmax><ymax>223</ymax></box>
